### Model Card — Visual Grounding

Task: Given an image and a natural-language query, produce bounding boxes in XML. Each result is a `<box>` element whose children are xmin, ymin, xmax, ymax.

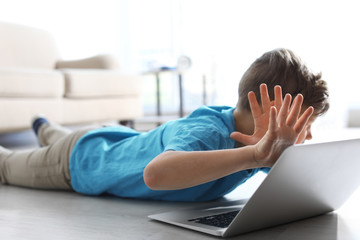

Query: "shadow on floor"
<box><xmin>0</xmin><ymin>130</ymin><xmax>38</xmax><ymax>150</ymax></box>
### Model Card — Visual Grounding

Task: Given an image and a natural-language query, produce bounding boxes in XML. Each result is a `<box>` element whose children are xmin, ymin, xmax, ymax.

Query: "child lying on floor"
<box><xmin>0</xmin><ymin>48</ymin><xmax>329</xmax><ymax>201</ymax></box>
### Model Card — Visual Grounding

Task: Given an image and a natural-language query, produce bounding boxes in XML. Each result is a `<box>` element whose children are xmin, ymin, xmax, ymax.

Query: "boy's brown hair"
<box><xmin>237</xmin><ymin>48</ymin><xmax>329</xmax><ymax>116</ymax></box>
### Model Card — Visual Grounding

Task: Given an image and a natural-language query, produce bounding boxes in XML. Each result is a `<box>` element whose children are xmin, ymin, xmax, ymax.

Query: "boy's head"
<box><xmin>237</xmin><ymin>48</ymin><xmax>329</xmax><ymax>116</ymax></box>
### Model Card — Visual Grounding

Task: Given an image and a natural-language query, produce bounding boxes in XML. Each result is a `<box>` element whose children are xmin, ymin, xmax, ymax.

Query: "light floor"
<box><xmin>2</xmin><ymin>181</ymin><xmax>360</xmax><ymax>240</ymax></box>
<box><xmin>1</xmin><ymin>127</ymin><xmax>360</xmax><ymax>239</ymax></box>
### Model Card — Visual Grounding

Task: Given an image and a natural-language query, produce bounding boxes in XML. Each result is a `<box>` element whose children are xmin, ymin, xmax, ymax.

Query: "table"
<box><xmin>144</xmin><ymin>68</ymin><xmax>208</xmax><ymax>126</ymax></box>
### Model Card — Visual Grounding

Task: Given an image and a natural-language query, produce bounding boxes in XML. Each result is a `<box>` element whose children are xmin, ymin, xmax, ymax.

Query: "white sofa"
<box><xmin>0</xmin><ymin>22</ymin><xmax>143</xmax><ymax>133</ymax></box>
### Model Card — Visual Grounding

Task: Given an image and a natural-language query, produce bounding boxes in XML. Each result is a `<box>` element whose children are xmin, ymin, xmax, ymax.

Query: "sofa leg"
<box><xmin>119</xmin><ymin>120</ymin><xmax>135</xmax><ymax>129</ymax></box>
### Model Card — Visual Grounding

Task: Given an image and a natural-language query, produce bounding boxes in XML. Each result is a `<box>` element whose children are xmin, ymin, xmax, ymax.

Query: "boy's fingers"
<box><xmin>274</xmin><ymin>85</ymin><xmax>282</xmax><ymax>111</ymax></box>
<box><xmin>260</xmin><ymin>84</ymin><xmax>271</xmax><ymax>114</ymax></box>
<box><xmin>294</xmin><ymin>107</ymin><xmax>314</xmax><ymax>133</ymax></box>
<box><xmin>248</xmin><ymin>91</ymin><xmax>262</xmax><ymax>118</ymax></box>
<box><xmin>278</xmin><ymin>94</ymin><xmax>292</xmax><ymax>126</ymax></box>
<box><xmin>268</xmin><ymin>107</ymin><xmax>278</xmax><ymax>133</ymax></box>
<box><xmin>286</xmin><ymin>94</ymin><xmax>303</xmax><ymax>127</ymax></box>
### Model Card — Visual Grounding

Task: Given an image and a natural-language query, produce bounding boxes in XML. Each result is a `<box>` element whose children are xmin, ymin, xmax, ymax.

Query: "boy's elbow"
<box><xmin>143</xmin><ymin>165</ymin><xmax>162</xmax><ymax>190</ymax></box>
<box><xmin>144</xmin><ymin>152</ymin><xmax>177</xmax><ymax>190</ymax></box>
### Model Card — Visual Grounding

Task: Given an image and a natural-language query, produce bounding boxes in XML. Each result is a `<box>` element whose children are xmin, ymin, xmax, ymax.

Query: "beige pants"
<box><xmin>0</xmin><ymin>124</ymin><xmax>95</xmax><ymax>190</ymax></box>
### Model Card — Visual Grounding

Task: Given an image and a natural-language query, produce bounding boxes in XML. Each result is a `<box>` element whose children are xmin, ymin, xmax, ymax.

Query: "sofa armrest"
<box><xmin>55</xmin><ymin>54</ymin><xmax>120</xmax><ymax>70</ymax></box>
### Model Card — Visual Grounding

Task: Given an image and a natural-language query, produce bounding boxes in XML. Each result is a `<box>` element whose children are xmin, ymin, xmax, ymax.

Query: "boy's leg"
<box><xmin>0</xmin><ymin>128</ymin><xmax>91</xmax><ymax>190</ymax></box>
<box><xmin>37</xmin><ymin>123</ymin><xmax>72</xmax><ymax>146</ymax></box>
<box><xmin>32</xmin><ymin>116</ymin><xmax>72</xmax><ymax>146</ymax></box>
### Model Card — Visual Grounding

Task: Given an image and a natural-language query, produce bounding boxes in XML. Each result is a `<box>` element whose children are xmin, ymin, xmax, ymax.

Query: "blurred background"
<box><xmin>1</xmin><ymin>0</ymin><xmax>359</xmax><ymax>133</ymax></box>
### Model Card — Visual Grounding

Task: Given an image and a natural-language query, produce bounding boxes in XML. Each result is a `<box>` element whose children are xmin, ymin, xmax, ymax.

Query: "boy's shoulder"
<box><xmin>163</xmin><ymin>105</ymin><xmax>235</xmax><ymax>132</ymax></box>
<box><xmin>163</xmin><ymin>105</ymin><xmax>237</xmax><ymax>151</ymax></box>
<box><xmin>182</xmin><ymin>105</ymin><xmax>236</xmax><ymax>131</ymax></box>
<box><xmin>188</xmin><ymin>105</ymin><xmax>234</xmax><ymax>117</ymax></box>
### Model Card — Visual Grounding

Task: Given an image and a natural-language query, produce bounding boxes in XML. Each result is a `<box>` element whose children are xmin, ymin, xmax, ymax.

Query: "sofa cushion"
<box><xmin>0</xmin><ymin>22</ymin><xmax>59</xmax><ymax>69</ymax></box>
<box><xmin>0</xmin><ymin>68</ymin><xmax>64</xmax><ymax>98</ymax></box>
<box><xmin>0</xmin><ymin>98</ymin><xmax>63</xmax><ymax>132</ymax></box>
<box><xmin>62</xmin><ymin>69</ymin><xmax>141</xmax><ymax>98</ymax></box>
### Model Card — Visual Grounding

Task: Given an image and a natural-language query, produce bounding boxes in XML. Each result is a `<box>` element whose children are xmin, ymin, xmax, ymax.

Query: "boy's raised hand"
<box><xmin>253</xmin><ymin>94</ymin><xmax>314</xmax><ymax>167</ymax></box>
<box><xmin>230</xmin><ymin>84</ymin><xmax>283</xmax><ymax>146</ymax></box>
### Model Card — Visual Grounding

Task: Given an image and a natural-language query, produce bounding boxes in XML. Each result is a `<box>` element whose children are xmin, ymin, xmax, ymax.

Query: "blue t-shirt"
<box><xmin>69</xmin><ymin>106</ymin><xmax>269</xmax><ymax>201</ymax></box>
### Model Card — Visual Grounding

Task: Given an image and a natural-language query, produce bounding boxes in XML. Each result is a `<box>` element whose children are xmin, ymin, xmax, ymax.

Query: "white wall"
<box><xmin>0</xmin><ymin>0</ymin><xmax>127</xmax><ymax>64</ymax></box>
<box><xmin>1</xmin><ymin>0</ymin><xmax>359</xmax><ymax>130</ymax></box>
<box><xmin>179</xmin><ymin>0</ymin><xmax>360</xmax><ymax>130</ymax></box>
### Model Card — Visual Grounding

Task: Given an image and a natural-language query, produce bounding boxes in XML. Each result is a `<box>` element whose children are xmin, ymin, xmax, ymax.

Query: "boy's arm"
<box><xmin>144</xmin><ymin>146</ymin><xmax>257</xmax><ymax>190</ymax></box>
<box><xmin>144</xmin><ymin>93</ymin><xmax>314</xmax><ymax>190</ymax></box>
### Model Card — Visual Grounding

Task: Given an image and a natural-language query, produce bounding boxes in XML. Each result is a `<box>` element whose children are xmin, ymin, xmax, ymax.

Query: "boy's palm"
<box><xmin>230</xmin><ymin>84</ymin><xmax>314</xmax><ymax>167</ymax></box>
<box><xmin>254</xmin><ymin>94</ymin><xmax>313</xmax><ymax>167</ymax></box>
<box><xmin>231</xmin><ymin>84</ymin><xmax>283</xmax><ymax>145</ymax></box>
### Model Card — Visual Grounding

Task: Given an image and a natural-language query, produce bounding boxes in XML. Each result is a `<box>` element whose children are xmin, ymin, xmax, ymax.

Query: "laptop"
<box><xmin>149</xmin><ymin>138</ymin><xmax>360</xmax><ymax>237</ymax></box>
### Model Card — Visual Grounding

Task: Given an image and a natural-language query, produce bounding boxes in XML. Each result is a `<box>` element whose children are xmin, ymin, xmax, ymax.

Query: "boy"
<box><xmin>0</xmin><ymin>48</ymin><xmax>329</xmax><ymax>201</ymax></box>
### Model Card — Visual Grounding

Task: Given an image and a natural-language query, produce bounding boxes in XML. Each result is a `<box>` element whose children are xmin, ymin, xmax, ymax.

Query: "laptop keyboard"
<box><xmin>188</xmin><ymin>210</ymin><xmax>240</xmax><ymax>228</ymax></box>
